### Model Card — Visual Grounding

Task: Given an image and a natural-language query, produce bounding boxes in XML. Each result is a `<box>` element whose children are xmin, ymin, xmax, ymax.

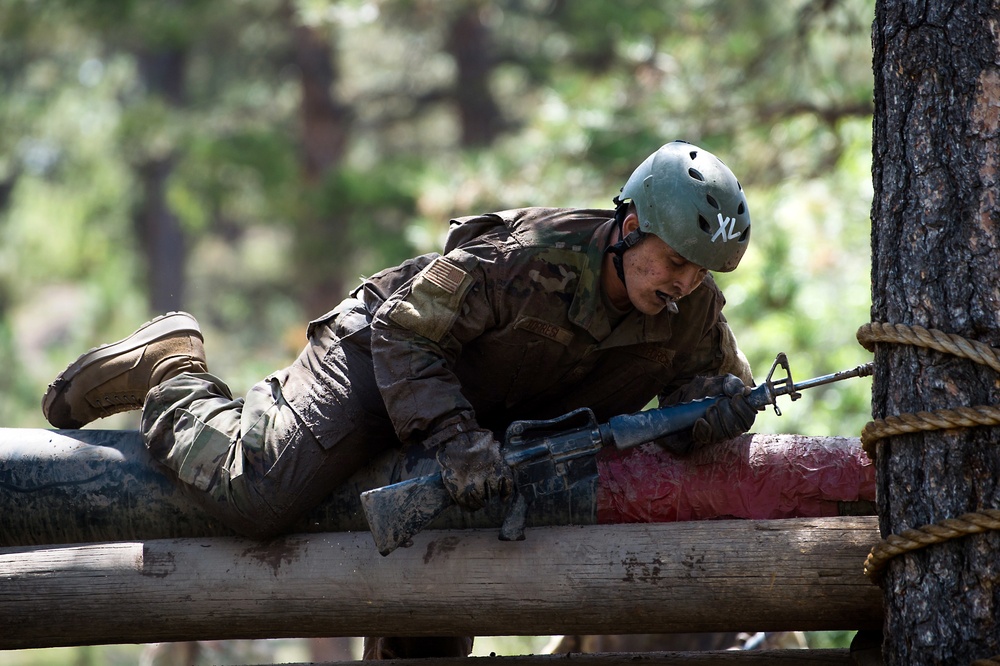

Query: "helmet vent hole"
<box><xmin>738</xmin><ymin>226</ymin><xmax>750</xmax><ymax>242</ymax></box>
<box><xmin>706</xmin><ymin>194</ymin><xmax>720</xmax><ymax>210</ymax></box>
<box><xmin>689</xmin><ymin>151</ymin><xmax>698</xmax><ymax>160</ymax></box>
<box><xmin>738</xmin><ymin>202</ymin><xmax>745</xmax><ymax>214</ymax></box>
<box><xmin>699</xmin><ymin>215</ymin><xmax>711</xmax><ymax>234</ymax></box>
<box><xmin>688</xmin><ymin>168</ymin><xmax>705</xmax><ymax>182</ymax></box>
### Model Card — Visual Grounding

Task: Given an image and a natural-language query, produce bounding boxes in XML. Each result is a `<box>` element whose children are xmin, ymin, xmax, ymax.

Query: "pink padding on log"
<box><xmin>596</xmin><ymin>434</ymin><xmax>875</xmax><ymax>523</ymax></box>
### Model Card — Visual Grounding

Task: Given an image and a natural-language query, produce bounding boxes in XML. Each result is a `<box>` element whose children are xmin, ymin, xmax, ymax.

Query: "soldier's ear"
<box><xmin>622</xmin><ymin>211</ymin><xmax>640</xmax><ymax>235</ymax></box>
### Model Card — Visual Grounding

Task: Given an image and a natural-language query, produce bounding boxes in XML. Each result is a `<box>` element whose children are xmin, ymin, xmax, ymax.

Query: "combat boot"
<box><xmin>42</xmin><ymin>312</ymin><xmax>208</xmax><ymax>429</ymax></box>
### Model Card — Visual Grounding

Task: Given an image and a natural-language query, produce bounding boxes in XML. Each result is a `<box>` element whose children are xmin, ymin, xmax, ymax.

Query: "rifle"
<box><xmin>360</xmin><ymin>353</ymin><xmax>873</xmax><ymax>556</ymax></box>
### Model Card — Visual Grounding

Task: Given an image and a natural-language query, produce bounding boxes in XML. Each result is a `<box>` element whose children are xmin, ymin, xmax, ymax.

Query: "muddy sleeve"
<box><xmin>715</xmin><ymin>316</ymin><xmax>753</xmax><ymax>385</ymax></box>
<box><xmin>370</xmin><ymin>247</ymin><xmax>499</xmax><ymax>446</ymax></box>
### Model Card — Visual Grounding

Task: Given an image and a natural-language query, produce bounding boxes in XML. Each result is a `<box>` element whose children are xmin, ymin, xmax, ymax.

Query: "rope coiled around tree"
<box><xmin>855</xmin><ymin>322</ymin><xmax>1000</xmax><ymax>581</ymax></box>
<box><xmin>863</xmin><ymin>509</ymin><xmax>1000</xmax><ymax>578</ymax></box>
<box><xmin>856</xmin><ymin>322</ymin><xmax>1000</xmax><ymax>459</ymax></box>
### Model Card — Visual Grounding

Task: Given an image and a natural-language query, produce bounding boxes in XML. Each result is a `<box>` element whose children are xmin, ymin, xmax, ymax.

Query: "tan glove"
<box><xmin>436</xmin><ymin>428</ymin><xmax>515</xmax><ymax>511</ymax></box>
<box><xmin>663</xmin><ymin>374</ymin><xmax>757</xmax><ymax>450</ymax></box>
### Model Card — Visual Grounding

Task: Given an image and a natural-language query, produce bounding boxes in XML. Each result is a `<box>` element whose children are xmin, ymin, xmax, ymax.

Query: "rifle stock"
<box><xmin>361</xmin><ymin>407</ymin><xmax>602</xmax><ymax>556</ymax></box>
<box><xmin>359</xmin><ymin>473</ymin><xmax>454</xmax><ymax>556</ymax></box>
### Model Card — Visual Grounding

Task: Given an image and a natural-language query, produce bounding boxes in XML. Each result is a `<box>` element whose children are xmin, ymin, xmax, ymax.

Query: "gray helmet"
<box><xmin>617</xmin><ymin>141</ymin><xmax>750</xmax><ymax>272</ymax></box>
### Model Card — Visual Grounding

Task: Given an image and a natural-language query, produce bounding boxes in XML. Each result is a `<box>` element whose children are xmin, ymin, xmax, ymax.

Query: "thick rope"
<box><xmin>863</xmin><ymin>508</ymin><xmax>1000</xmax><ymax>577</ymax></box>
<box><xmin>862</xmin><ymin>405</ymin><xmax>1000</xmax><ymax>457</ymax></box>
<box><xmin>857</xmin><ymin>322</ymin><xmax>1000</xmax><ymax>373</ymax></box>
<box><xmin>856</xmin><ymin>322</ymin><xmax>1000</xmax><ymax>582</ymax></box>
<box><xmin>856</xmin><ymin>323</ymin><xmax>1000</xmax><ymax>458</ymax></box>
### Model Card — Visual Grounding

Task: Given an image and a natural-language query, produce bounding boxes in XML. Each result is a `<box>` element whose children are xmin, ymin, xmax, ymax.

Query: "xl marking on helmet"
<box><xmin>711</xmin><ymin>213</ymin><xmax>741</xmax><ymax>243</ymax></box>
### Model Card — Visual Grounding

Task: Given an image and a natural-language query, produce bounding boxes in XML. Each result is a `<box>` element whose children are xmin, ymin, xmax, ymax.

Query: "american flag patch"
<box><xmin>424</xmin><ymin>258</ymin><xmax>466</xmax><ymax>294</ymax></box>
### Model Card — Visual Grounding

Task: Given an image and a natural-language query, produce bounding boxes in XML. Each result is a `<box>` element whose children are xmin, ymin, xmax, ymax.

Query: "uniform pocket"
<box><xmin>169</xmin><ymin>409</ymin><xmax>233</xmax><ymax>491</ymax></box>
<box><xmin>307</xmin><ymin>298</ymin><xmax>363</xmax><ymax>340</ymax></box>
<box><xmin>569</xmin><ymin>346</ymin><xmax>678</xmax><ymax>413</ymax></box>
<box><xmin>504</xmin><ymin>337</ymin><xmax>581</xmax><ymax>408</ymax></box>
<box><xmin>271</xmin><ymin>362</ymin><xmax>357</xmax><ymax>451</ymax></box>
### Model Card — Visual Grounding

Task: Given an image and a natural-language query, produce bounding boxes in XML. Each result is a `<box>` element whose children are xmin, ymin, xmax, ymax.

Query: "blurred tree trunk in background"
<box><xmin>133</xmin><ymin>48</ymin><xmax>188</xmax><ymax>314</ymax></box>
<box><xmin>0</xmin><ymin>172</ymin><xmax>18</xmax><ymax>213</ymax></box>
<box><xmin>293</xmin><ymin>19</ymin><xmax>349</xmax><ymax>182</ymax></box>
<box><xmin>871</xmin><ymin>0</ymin><xmax>1000</xmax><ymax>663</ymax></box>
<box><xmin>286</xmin><ymin>1</ymin><xmax>352</xmax><ymax>315</ymax></box>
<box><xmin>446</xmin><ymin>4</ymin><xmax>504</xmax><ymax>147</ymax></box>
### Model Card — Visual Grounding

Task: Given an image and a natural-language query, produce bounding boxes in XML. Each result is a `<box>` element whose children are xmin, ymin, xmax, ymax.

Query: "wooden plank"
<box><xmin>0</xmin><ymin>518</ymin><xmax>883</xmax><ymax>649</ymax></box>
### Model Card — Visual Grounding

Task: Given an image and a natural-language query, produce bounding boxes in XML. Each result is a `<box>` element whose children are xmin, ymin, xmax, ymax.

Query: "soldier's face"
<box><xmin>623</xmin><ymin>232</ymin><xmax>708</xmax><ymax>316</ymax></box>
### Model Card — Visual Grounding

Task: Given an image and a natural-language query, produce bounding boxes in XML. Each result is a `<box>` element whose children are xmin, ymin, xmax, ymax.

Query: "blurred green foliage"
<box><xmin>0</xmin><ymin>0</ymin><xmax>875</xmax><ymax>657</ymax></box>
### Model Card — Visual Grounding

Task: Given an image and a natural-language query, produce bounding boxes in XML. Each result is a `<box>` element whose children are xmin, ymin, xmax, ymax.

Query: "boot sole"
<box><xmin>42</xmin><ymin>312</ymin><xmax>203</xmax><ymax>421</ymax></box>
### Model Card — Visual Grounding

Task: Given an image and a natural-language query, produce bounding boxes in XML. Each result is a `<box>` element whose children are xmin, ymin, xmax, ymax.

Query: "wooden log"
<box><xmin>0</xmin><ymin>517</ymin><xmax>883</xmax><ymax>650</ymax></box>
<box><xmin>0</xmin><ymin>428</ymin><xmax>874</xmax><ymax>546</ymax></box>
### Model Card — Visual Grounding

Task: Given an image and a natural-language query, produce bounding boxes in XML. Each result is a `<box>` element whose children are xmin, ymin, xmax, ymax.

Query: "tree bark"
<box><xmin>871</xmin><ymin>1</ymin><xmax>1000</xmax><ymax>663</ymax></box>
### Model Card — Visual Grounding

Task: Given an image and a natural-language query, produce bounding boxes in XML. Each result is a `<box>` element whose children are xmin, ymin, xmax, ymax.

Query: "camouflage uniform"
<box><xmin>142</xmin><ymin>207</ymin><xmax>750</xmax><ymax>538</ymax></box>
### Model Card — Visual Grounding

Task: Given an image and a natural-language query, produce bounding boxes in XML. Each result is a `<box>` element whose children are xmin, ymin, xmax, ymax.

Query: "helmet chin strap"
<box><xmin>606</xmin><ymin>197</ymin><xmax>646</xmax><ymax>287</ymax></box>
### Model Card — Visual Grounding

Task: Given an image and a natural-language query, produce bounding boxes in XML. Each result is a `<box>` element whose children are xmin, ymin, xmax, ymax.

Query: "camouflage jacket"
<box><xmin>353</xmin><ymin>207</ymin><xmax>749</xmax><ymax>448</ymax></box>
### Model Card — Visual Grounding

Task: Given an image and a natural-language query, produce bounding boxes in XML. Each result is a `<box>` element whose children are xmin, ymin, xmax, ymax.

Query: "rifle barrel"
<box><xmin>789</xmin><ymin>362</ymin><xmax>874</xmax><ymax>394</ymax></box>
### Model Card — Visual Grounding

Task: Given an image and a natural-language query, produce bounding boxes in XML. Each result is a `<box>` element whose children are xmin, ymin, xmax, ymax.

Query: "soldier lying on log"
<box><xmin>44</xmin><ymin>141</ymin><xmax>761</xmax><ymax>660</ymax></box>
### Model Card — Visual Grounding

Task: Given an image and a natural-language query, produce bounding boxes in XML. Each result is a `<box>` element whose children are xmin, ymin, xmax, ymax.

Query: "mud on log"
<box><xmin>0</xmin><ymin>517</ymin><xmax>882</xmax><ymax>650</ymax></box>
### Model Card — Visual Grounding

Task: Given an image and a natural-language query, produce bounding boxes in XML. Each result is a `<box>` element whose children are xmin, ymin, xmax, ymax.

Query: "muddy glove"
<box><xmin>663</xmin><ymin>374</ymin><xmax>757</xmax><ymax>451</ymax></box>
<box><xmin>436</xmin><ymin>429</ymin><xmax>515</xmax><ymax>511</ymax></box>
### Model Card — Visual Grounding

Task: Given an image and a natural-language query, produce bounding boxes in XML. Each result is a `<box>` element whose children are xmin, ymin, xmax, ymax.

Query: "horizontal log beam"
<box><xmin>0</xmin><ymin>428</ymin><xmax>874</xmax><ymax>546</ymax></box>
<box><xmin>0</xmin><ymin>517</ymin><xmax>883</xmax><ymax>650</ymax></box>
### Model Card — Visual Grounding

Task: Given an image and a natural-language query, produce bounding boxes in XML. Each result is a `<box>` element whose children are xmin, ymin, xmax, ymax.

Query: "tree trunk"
<box><xmin>291</xmin><ymin>20</ymin><xmax>349</xmax><ymax>183</ymax></box>
<box><xmin>133</xmin><ymin>49</ymin><xmax>188</xmax><ymax>314</ymax></box>
<box><xmin>285</xmin><ymin>4</ymin><xmax>353</xmax><ymax>315</ymax></box>
<box><xmin>134</xmin><ymin>155</ymin><xmax>186</xmax><ymax>313</ymax></box>
<box><xmin>446</xmin><ymin>5</ymin><xmax>504</xmax><ymax>147</ymax></box>
<box><xmin>871</xmin><ymin>1</ymin><xmax>1000</xmax><ymax>663</ymax></box>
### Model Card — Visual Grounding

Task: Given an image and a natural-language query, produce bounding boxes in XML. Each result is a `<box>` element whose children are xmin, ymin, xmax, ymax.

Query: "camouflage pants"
<box><xmin>139</xmin><ymin>304</ymin><xmax>397</xmax><ymax>539</ymax></box>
